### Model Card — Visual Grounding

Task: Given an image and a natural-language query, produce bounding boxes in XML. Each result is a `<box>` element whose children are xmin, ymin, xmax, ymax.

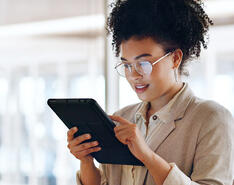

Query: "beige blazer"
<box><xmin>77</xmin><ymin>85</ymin><xmax>234</xmax><ymax>185</ymax></box>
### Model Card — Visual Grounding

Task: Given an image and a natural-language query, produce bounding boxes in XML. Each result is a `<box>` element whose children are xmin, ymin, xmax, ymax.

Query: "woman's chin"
<box><xmin>137</xmin><ymin>94</ymin><xmax>150</xmax><ymax>102</ymax></box>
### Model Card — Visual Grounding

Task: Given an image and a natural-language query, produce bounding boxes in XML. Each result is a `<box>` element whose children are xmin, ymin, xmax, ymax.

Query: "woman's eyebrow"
<box><xmin>121</xmin><ymin>53</ymin><xmax>152</xmax><ymax>61</ymax></box>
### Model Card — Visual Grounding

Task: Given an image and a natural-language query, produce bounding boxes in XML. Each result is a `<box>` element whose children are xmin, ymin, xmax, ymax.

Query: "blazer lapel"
<box><xmin>146</xmin><ymin>120</ymin><xmax>176</xmax><ymax>152</ymax></box>
<box><xmin>133</xmin><ymin>121</ymin><xmax>175</xmax><ymax>185</ymax></box>
<box><xmin>145</xmin><ymin>84</ymin><xmax>194</xmax><ymax>152</ymax></box>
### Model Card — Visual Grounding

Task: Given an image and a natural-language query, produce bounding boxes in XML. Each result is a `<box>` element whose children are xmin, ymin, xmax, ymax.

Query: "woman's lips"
<box><xmin>135</xmin><ymin>84</ymin><xmax>149</xmax><ymax>94</ymax></box>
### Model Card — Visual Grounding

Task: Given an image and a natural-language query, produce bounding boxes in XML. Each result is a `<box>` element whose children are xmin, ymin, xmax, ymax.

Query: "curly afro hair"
<box><xmin>106</xmin><ymin>0</ymin><xmax>213</xmax><ymax>75</ymax></box>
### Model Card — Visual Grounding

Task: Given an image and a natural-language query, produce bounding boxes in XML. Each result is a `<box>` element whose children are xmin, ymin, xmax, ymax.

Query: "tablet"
<box><xmin>47</xmin><ymin>98</ymin><xmax>144</xmax><ymax>166</ymax></box>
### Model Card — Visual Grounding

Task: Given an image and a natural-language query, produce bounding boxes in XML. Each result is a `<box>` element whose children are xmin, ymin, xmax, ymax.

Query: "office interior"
<box><xmin>0</xmin><ymin>0</ymin><xmax>234</xmax><ymax>185</ymax></box>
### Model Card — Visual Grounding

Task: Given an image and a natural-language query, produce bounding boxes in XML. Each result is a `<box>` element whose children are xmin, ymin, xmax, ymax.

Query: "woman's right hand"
<box><xmin>67</xmin><ymin>127</ymin><xmax>101</xmax><ymax>163</ymax></box>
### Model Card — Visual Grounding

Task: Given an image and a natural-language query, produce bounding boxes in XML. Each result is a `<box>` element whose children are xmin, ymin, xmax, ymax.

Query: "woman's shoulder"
<box><xmin>192</xmin><ymin>97</ymin><xmax>232</xmax><ymax>117</ymax></box>
<box><xmin>188</xmin><ymin>96</ymin><xmax>233</xmax><ymax>128</ymax></box>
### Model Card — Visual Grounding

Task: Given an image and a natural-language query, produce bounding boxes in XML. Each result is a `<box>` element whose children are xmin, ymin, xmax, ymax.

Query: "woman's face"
<box><xmin>120</xmin><ymin>37</ymin><xmax>177</xmax><ymax>102</ymax></box>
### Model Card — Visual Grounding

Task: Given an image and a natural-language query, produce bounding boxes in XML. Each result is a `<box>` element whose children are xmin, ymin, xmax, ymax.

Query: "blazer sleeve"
<box><xmin>164</xmin><ymin>106</ymin><xmax>234</xmax><ymax>185</ymax></box>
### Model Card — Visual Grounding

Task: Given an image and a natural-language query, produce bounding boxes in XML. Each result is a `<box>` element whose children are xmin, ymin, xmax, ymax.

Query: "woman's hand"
<box><xmin>110</xmin><ymin>115</ymin><xmax>153</xmax><ymax>162</ymax></box>
<box><xmin>67</xmin><ymin>127</ymin><xmax>101</xmax><ymax>164</ymax></box>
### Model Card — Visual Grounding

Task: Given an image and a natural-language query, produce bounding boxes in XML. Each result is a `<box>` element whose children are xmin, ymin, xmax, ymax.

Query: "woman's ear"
<box><xmin>172</xmin><ymin>49</ymin><xmax>183</xmax><ymax>69</ymax></box>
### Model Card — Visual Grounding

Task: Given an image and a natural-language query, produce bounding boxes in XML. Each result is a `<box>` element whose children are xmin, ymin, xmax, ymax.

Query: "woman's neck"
<box><xmin>148</xmin><ymin>82</ymin><xmax>184</xmax><ymax>115</ymax></box>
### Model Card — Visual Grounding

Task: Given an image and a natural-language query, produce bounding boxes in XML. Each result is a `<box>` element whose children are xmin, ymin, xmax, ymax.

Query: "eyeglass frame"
<box><xmin>114</xmin><ymin>52</ymin><xmax>173</xmax><ymax>77</ymax></box>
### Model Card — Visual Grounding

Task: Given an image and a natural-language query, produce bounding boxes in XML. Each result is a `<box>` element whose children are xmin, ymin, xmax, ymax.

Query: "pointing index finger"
<box><xmin>109</xmin><ymin>115</ymin><xmax>132</xmax><ymax>125</ymax></box>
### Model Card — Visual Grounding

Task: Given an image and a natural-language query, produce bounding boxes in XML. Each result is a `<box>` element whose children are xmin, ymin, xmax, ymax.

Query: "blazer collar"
<box><xmin>134</xmin><ymin>83</ymin><xmax>194</xmax><ymax>125</ymax></box>
<box><xmin>169</xmin><ymin>83</ymin><xmax>195</xmax><ymax>122</ymax></box>
<box><xmin>157</xmin><ymin>82</ymin><xmax>195</xmax><ymax>123</ymax></box>
<box><xmin>145</xmin><ymin>83</ymin><xmax>195</xmax><ymax>152</ymax></box>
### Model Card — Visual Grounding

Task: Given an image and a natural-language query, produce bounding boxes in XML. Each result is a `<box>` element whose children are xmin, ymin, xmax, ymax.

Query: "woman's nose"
<box><xmin>127</xmin><ymin>66</ymin><xmax>143</xmax><ymax>80</ymax></box>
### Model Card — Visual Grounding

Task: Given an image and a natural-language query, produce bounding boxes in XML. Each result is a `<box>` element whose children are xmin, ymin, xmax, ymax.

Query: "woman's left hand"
<box><xmin>109</xmin><ymin>115</ymin><xmax>153</xmax><ymax>162</ymax></box>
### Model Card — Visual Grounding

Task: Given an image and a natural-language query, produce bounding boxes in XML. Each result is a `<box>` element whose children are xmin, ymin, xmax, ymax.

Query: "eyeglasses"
<box><xmin>115</xmin><ymin>52</ymin><xmax>172</xmax><ymax>77</ymax></box>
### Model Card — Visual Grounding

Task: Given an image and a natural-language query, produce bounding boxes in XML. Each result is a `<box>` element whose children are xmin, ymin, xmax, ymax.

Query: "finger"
<box><xmin>115</xmin><ymin>134</ymin><xmax>129</xmax><ymax>145</ymax></box>
<box><xmin>67</xmin><ymin>127</ymin><xmax>78</xmax><ymax>142</ymax></box>
<box><xmin>114</xmin><ymin>124</ymin><xmax>134</xmax><ymax>133</ymax></box>
<box><xmin>68</xmin><ymin>134</ymin><xmax>91</xmax><ymax>148</ymax></box>
<box><xmin>109</xmin><ymin>115</ymin><xmax>132</xmax><ymax>125</ymax></box>
<box><xmin>115</xmin><ymin>129</ymin><xmax>133</xmax><ymax>140</ymax></box>
<box><xmin>115</xmin><ymin>130</ymin><xmax>134</xmax><ymax>144</ymax></box>
<box><xmin>74</xmin><ymin>147</ymin><xmax>102</xmax><ymax>159</ymax></box>
<box><xmin>72</xmin><ymin>141</ymin><xmax>99</xmax><ymax>153</ymax></box>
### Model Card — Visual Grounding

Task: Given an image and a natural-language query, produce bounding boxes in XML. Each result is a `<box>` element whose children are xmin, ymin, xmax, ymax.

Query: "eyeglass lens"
<box><xmin>119</xmin><ymin>61</ymin><xmax>153</xmax><ymax>77</ymax></box>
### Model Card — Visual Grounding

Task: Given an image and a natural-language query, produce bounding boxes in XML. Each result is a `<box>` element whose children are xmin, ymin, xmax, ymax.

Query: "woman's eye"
<box><xmin>139</xmin><ymin>61</ymin><xmax>149</xmax><ymax>66</ymax></box>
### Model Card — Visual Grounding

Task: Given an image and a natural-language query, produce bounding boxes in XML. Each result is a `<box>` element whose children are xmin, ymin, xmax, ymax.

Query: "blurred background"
<box><xmin>0</xmin><ymin>0</ymin><xmax>233</xmax><ymax>185</ymax></box>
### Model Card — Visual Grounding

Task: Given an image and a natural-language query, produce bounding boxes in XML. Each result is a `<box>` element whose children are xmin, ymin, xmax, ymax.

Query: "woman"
<box><xmin>67</xmin><ymin>0</ymin><xmax>234</xmax><ymax>184</ymax></box>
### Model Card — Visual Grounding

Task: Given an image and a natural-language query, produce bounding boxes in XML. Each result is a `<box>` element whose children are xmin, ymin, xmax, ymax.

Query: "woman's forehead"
<box><xmin>120</xmin><ymin>38</ymin><xmax>165</xmax><ymax>60</ymax></box>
